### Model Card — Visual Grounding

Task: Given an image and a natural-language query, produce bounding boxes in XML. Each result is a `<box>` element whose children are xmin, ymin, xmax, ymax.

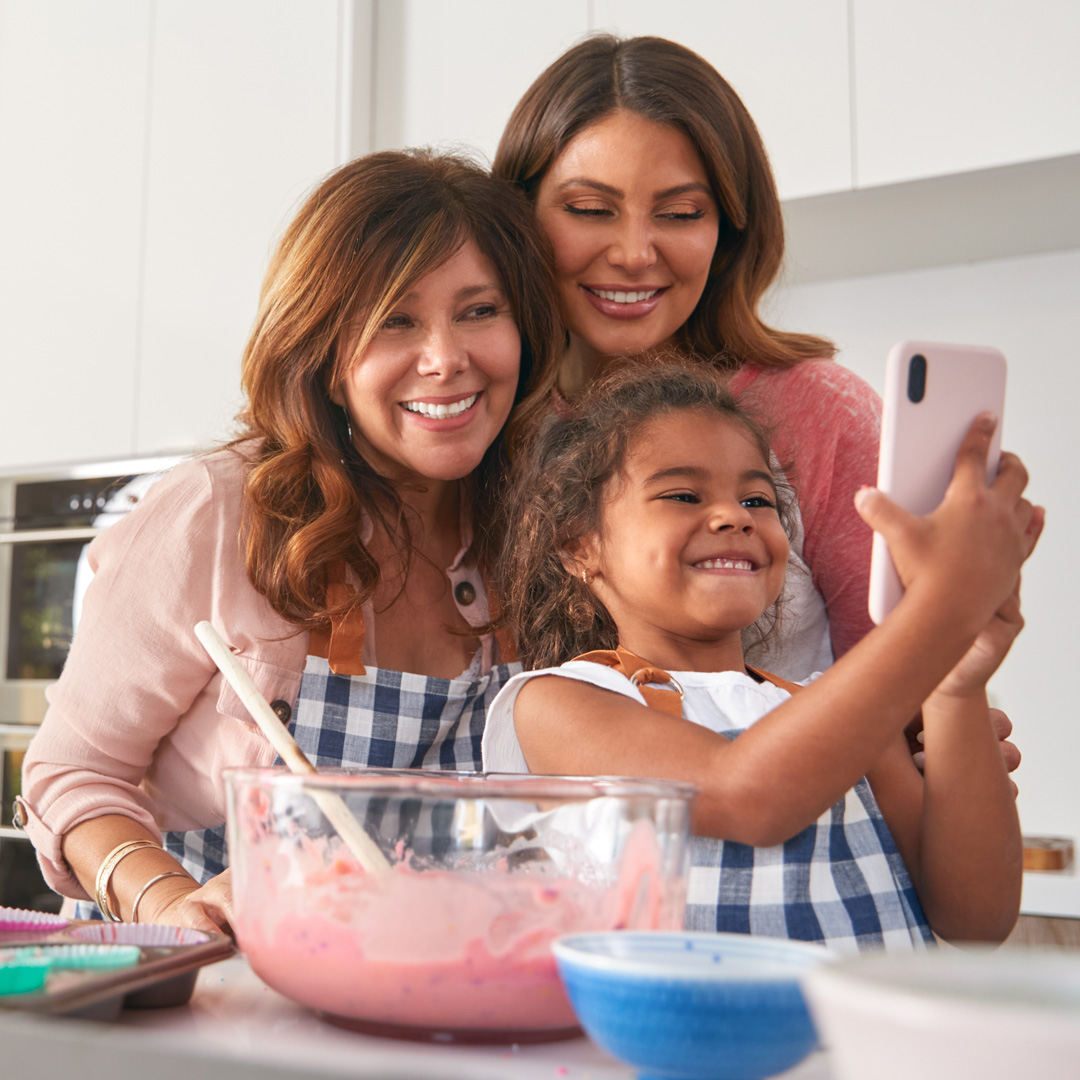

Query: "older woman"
<box><xmin>20</xmin><ymin>151</ymin><xmax>562</xmax><ymax>931</ymax></box>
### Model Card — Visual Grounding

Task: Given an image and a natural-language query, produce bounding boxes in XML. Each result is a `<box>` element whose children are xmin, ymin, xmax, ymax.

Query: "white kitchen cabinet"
<box><xmin>374</xmin><ymin>0</ymin><xmax>851</xmax><ymax>201</ymax></box>
<box><xmin>135</xmin><ymin>0</ymin><xmax>348</xmax><ymax>455</ymax></box>
<box><xmin>852</xmin><ymin>0</ymin><xmax>1080</xmax><ymax>188</ymax></box>
<box><xmin>373</xmin><ymin>1</ymin><xmax>590</xmax><ymax>161</ymax></box>
<box><xmin>0</xmin><ymin>0</ymin><xmax>150</xmax><ymax>469</ymax></box>
<box><xmin>0</xmin><ymin>0</ymin><xmax>366</xmax><ymax>470</ymax></box>
<box><xmin>592</xmin><ymin>0</ymin><xmax>853</xmax><ymax>201</ymax></box>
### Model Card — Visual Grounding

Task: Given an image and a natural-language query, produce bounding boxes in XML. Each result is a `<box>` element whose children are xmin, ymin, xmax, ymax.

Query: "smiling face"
<box><xmin>330</xmin><ymin>239</ymin><xmax>521</xmax><ymax>486</ymax></box>
<box><xmin>579</xmin><ymin>409</ymin><xmax>788</xmax><ymax>669</ymax></box>
<box><xmin>534</xmin><ymin>110</ymin><xmax>720</xmax><ymax>366</ymax></box>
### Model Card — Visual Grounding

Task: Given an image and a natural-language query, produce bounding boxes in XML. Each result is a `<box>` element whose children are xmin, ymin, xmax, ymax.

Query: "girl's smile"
<box><xmin>577</xmin><ymin>409</ymin><xmax>789</xmax><ymax>670</ymax></box>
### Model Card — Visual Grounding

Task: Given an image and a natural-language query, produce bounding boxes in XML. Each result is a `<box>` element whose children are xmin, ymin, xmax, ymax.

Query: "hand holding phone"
<box><xmin>868</xmin><ymin>341</ymin><xmax>1007</xmax><ymax>624</ymax></box>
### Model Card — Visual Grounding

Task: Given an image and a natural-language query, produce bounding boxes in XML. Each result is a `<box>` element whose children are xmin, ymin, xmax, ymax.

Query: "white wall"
<box><xmin>765</xmin><ymin>248</ymin><xmax>1080</xmax><ymax>910</ymax></box>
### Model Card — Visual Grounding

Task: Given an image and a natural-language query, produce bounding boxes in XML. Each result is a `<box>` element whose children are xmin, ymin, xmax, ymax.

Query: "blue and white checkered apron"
<box><xmin>682</xmin><ymin>726</ymin><xmax>935</xmax><ymax>953</ymax></box>
<box><xmin>160</xmin><ymin>652</ymin><xmax>522</xmax><ymax>884</ymax></box>
<box><xmin>75</xmin><ymin>652</ymin><xmax>520</xmax><ymax>917</ymax></box>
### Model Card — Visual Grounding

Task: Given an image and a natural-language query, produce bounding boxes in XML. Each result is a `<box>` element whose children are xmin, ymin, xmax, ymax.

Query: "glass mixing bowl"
<box><xmin>225</xmin><ymin>768</ymin><xmax>694</xmax><ymax>1044</ymax></box>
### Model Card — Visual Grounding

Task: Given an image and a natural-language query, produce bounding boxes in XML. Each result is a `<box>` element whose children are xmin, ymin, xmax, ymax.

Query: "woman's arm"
<box><xmin>21</xmin><ymin>450</ymin><xmax>289</xmax><ymax>924</ymax></box>
<box><xmin>60</xmin><ymin>815</ymin><xmax>230</xmax><ymax>932</ymax></box>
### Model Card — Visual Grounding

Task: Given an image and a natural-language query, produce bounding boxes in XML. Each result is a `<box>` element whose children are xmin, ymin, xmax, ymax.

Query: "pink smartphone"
<box><xmin>868</xmin><ymin>340</ymin><xmax>1007</xmax><ymax>624</ymax></box>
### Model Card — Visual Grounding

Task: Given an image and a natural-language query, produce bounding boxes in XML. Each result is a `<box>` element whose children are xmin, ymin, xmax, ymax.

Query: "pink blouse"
<box><xmin>20</xmin><ymin>444</ymin><xmax>492</xmax><ymax>899</ymax></box>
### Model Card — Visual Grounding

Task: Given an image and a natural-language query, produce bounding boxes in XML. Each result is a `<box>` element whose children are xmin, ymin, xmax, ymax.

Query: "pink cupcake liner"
<box><xmin>0</xmin><ymin>906</ymin><xmax>68</xmax><ymax>932</ymax></box>
<box><xmin>70</xmin><ymin>923</ymin><xmax>210</xmax><ymax>947</ymax></box>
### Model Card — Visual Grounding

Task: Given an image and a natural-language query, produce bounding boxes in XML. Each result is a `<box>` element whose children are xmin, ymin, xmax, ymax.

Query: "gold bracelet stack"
<box><xmin>93</xmin><ymin>840</ymin><xmax>160</xmax><ymax>922</ymax></box>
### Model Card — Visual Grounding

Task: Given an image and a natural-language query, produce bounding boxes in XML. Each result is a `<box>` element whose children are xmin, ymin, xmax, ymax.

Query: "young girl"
<box><xmin>483</xmin><ymin>361</ymin><xmax>1042</xmax><ymax>952</ymax></box>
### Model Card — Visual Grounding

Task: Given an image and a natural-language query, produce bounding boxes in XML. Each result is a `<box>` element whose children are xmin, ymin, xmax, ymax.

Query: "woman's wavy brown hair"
<box><xmin>493</xmin><ymin>34</ymin><xmax>833</xmax><ymax>370</ymax></box>
<box><xmin>498</xmin><ymin>359</ymin><xmax>796</xmax><ymax>670</ymax></box>
<box><xmin>233</xmin><ymin>150</ymin><xmax>563</xmax><ymax>630</ymax></box>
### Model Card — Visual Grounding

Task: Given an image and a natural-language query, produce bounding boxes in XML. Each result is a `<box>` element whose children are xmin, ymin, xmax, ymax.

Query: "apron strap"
<box><xmin>571</xmin><ymin>646</ymin><xmax>685</xmax><ymax>717</ymax></box>
<box><xmin>570</xmin><ymin>648</ymin><xmax>805</xmax><ymax>717</ymax></box>
<box><xmin>484</xmin><ymin>573</ymin><xmax>519</xmax><ymax>664</ymax></box>
<box><xmin>745</xmin><ymin>665</ymin><xmax>805</xmax><ymax>696</ymax></box>
<box><xmin>308</xmin><ymin>559</ymin><xmax>367</xmax><ymax>676</ymax></box>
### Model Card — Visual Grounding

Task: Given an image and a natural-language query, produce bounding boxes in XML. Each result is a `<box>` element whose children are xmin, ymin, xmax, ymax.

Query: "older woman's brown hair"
<box><xmin>493</xmin><ymin>34</ymin><xmax>833</xmax><ymax>369</ymax></box>
<box><xmin>234</xmin><ymin>150</ymin><xmax>563</xmax><ymax>630</ymax></box>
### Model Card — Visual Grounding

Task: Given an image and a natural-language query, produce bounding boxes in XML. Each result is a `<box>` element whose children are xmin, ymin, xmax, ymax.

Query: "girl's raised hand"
<box><xmin>854</xmin><ymin>413</ymin><xmax>1039</xmax><ymax>640</ymax></box>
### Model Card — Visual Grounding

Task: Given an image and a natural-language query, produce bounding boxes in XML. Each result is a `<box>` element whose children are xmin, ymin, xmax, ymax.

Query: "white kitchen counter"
<box><xmin>1</xmin><ymin>954</ymin><xmax>832</xmax><ymax>1080</ymax></box>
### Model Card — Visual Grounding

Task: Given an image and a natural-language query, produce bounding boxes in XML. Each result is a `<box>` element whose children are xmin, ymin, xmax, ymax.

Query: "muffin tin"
<box><xmin>0</xmin><ymin>909</ymin><xmax>234</xmax><ymax>1020</ymax></box>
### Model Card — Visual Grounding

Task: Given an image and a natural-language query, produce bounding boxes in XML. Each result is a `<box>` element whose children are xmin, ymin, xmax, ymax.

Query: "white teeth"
<box><xmin>696</xmin><ymin>558</ymin><xmax>753</xmax><ymax>571</ymax></box>
<box><xmin>403</xmin><ymin>394</ymin><xmax>477</xmax><ymax>419</ymax></box>
<box><xmin>592</xmin><ymin>288</ymin><xmax>659</xmax><ymax>303</ymax></box>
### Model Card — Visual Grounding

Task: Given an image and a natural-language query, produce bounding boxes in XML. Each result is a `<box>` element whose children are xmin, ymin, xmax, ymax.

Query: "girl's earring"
<box><xmin>581</xmin><ymin>568</ymin><xmax>590</xmax><ymax>586</ymax></box>
<box><xmin>343</xmin><ymin>405</ymin><xmax>354</xmax><ymax>444</ymax></box>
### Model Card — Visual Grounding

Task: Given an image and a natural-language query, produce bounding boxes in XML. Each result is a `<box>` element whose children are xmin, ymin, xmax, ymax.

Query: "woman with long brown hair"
<box><xmin>20</xmin><ymin>150</ymin><xmax>562</xmax><ymax>931</ymax></box>
<box><xmin>493</xmin><ymin>34</ymin><xmax>876</xmax><ymax>679</ymax></box>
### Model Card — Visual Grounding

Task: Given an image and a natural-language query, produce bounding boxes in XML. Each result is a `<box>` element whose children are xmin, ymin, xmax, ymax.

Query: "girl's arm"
<box><xmin>869</xmin><ymin>583</ymin><xmax>1028</xmax><ymax>942</ymax></box>
<box><xmin>516</xmin><ymin>417</ymin><xmax>1038</xmax><ymax>847</ymax></box>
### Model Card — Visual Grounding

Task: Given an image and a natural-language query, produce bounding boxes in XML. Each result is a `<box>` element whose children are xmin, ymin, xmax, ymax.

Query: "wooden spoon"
<box><xmin>194</xmin><ymin>620</ymin><xmax>391</xmax><ymax>877</ymax></box>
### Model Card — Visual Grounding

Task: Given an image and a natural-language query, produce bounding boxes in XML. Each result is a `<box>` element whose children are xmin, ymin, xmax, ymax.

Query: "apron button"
<box><xmin>454</xmin><ymin>581</ymin><xmax>476</xmax><ymax>606</ymax></box>
<box><xmin>11</xmin><ymin>797</ymin><xmax>28</xmax><ymax>829</ymax></box>
<box><xmin>270</xmin><ymin>699</ymin><xmax>292</xmax><ymax>724</ymax></box>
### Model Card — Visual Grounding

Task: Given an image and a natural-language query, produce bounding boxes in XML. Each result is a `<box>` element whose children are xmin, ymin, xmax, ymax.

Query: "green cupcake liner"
<box><xmin>24</xmin><ymin>944</ymin><xmax>142</xmax><ymax>971</ymax></box>
<box><xmin>0</xmin><ymin>956</ymin><xmax>51</xmax><ymax>995</ymax></box>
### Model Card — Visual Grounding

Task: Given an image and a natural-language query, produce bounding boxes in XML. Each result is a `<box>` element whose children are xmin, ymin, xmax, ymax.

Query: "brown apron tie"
<box><xmin>308</xmin><ymin>560</ymin><xmax>367</xmax><ymax>676</ymax></box>
<box><xmin>571</xmin><ymin>647</ymin><xmax>804</xmax><ymax>717</ymax></box>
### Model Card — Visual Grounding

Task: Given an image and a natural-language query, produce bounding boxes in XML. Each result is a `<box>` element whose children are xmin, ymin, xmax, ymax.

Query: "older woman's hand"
<box><xmin>136</xmin><ymin>867</ymin><xmax>233</xmax><ymax>935</ymax></box>
<box><xmin>910</xmin><ymin>708</ymin><xmax>1020</xmax><ymax>792</ymax></box>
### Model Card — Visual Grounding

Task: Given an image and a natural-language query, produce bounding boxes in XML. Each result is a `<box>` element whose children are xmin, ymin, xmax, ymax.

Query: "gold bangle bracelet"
<box><xmin>130</xmin><ymin>871</ymin><xmax>192</xmax><ymax>924</ymax></box>
<box><xmin>93</xmin><ymin>840</ymin><xmax>161</xmax><ymax>922</ymax></box>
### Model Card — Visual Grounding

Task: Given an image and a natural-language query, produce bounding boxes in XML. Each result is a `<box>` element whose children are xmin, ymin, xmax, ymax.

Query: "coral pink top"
<box><xmin>729</xmin><ymin>359</ymin><xmax>881</xmax><ymax>662</ymax></box>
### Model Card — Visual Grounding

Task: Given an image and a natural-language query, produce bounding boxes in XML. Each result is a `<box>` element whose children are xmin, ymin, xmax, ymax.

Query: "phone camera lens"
<box><xmin>907</xmin><ymin>354</ymin><xmax>927</xmax><ymax>403</ymax></box>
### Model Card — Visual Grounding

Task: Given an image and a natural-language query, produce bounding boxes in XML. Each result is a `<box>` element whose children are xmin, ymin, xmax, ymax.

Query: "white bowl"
<box><xmin>803</xmin><ymin>947</ymin><xmax>1080</xmax><ymax>1080</ymax></box>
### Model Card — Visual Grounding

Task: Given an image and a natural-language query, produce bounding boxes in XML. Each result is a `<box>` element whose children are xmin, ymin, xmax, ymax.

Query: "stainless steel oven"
<box><xmin>0</xmin><ymin>455</ymin><xmax>182</xmax><ymax>908</ymax></box>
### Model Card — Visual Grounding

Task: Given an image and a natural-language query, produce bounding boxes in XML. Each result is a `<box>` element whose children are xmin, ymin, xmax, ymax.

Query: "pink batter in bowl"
<box><xmin>225</xmin><ymin>769</ymin><xmax>693</xmax><ymax>1043</ymax></box>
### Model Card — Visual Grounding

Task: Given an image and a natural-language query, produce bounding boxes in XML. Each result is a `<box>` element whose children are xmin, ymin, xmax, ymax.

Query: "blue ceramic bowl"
<box><xmin>552</xmin><ymin>931</ymin><xmax>833</xmax><ymax>1080</ymax></box>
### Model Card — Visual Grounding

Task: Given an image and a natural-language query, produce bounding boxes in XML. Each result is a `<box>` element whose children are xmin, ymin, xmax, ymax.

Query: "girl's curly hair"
<box><xmin>497</xmin><ymin>358</ymin><xmax>796</xmax><ymax>670</ymax></box>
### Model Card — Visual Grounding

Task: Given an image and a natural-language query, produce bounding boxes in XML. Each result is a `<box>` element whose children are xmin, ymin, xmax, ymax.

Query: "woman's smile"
<box><xmin>401</xmin><ymin>390</ymin><xmax>481</xmax><ymax>422</ymax></box>
<box><xmin>580</xmin><ymin>284</ymin><xmax>667</xmax><ymax>320</ymax></box>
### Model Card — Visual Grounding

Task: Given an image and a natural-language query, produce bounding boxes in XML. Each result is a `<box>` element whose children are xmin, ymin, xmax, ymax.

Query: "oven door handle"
<box><xmin>0</xmin><ymin>527</ymin><xmax>102</xmax><ymax>544</ymax></box>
